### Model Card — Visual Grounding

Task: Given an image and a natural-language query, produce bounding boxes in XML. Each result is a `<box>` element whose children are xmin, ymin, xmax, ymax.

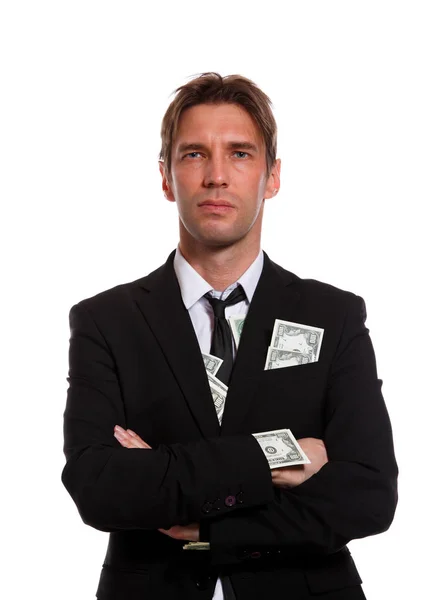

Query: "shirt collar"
<box><xmin>174</xmin><ymin>246</ymin><xmax>264</xmax><ymax>310</ymax></box>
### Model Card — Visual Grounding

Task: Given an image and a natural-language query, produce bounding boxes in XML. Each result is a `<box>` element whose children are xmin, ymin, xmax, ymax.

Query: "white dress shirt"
<box><xmin>173</xmin><ymin>246</ymin><xmax>264</xmax><ymax>600</ymax></box>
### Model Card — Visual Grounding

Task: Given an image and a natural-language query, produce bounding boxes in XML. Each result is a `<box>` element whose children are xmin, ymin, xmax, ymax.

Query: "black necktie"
<box><xmin>205</xmin><ymin>285</ymin><xmax>247</xmax><ymax>385</ymax></box>
<box><xmin>205</xmin><ymin>285</ymin><xmax>246</xmax><ymax>600</ymax></box>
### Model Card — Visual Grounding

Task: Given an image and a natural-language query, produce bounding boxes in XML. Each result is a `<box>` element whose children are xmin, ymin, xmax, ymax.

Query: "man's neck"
<box><xmin>178</xmin><ymin>238</ymin><xmax>261</xmax><ymax>292</ymax></box>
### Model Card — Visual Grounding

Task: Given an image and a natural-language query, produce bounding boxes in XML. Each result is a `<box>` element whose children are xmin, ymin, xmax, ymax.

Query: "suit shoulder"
<box><xmin>297</xmin><ymin>276</ymin><xmax>361</xmax><ymax>303</ymax></box>
<box><xmin>271</xmin><ymin>261</ymin><xmax>363</xmax><ymax>306</ymax></box>
<box><xmin>68</xmin><ymin>262</ymin><xmax>166</xmax><ymax>315</ymax></box>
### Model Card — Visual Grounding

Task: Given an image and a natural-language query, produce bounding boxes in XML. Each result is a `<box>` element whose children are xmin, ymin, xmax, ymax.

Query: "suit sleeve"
<box><xmin>61</xmin><ymin>301</ymin><xmax>274</xmax><ymax>532</ymax></box>
<box><xmin>201</xmin><ymin>294</ymin><xmax>398</xmax><ymax>564</ymax></box>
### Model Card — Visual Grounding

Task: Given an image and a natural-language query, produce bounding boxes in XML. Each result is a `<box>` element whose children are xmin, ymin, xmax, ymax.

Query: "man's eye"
<box><xmin>184</xmin><ymin>152</ymin><xmax>202</xmax><ymax>159</ymax></box>
<box><xmin>234</xmin><ymin>151</ymin><xmax>249</xmax><ymax>158</ymax></box>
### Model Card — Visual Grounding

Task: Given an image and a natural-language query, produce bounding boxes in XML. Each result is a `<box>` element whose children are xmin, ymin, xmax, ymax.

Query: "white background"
<box><xmin>1</xmin><ymin>1</ymin><xmax>422</xmax><ymax>598</ymax></box>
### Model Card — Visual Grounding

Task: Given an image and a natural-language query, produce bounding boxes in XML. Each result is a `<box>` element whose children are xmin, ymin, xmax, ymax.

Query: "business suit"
<box><xmin>62</xmin><ymin>250</ymin><xmax>398</xmax><ymax>599</ymax></box>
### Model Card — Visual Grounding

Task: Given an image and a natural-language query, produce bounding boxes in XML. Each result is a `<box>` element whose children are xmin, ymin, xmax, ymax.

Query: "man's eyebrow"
<box><xmin>227</xmin><ymin>141</ymin><xmax>259</xmax><ymax>152</ymax></box>
<box><xmin>177</xmin><ymin>143</ymin><xmax>207</xmax><ymax>153</ymax></box>
<box><xmin>177</xmin><ymin>141</ymin><xmax>259</xmax><ymax>153</ymax></box>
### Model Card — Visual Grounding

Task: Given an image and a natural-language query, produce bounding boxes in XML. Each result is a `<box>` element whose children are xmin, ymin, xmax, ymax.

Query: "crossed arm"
<box><xmin>62</xmin><ymin>295</ymin><xmax>397</xmax><ymax>559</ymax></box>
<box><xmin>113</xmin><ymin>425</ymin><xmax>329</xmax><ymax>542</ymax></box>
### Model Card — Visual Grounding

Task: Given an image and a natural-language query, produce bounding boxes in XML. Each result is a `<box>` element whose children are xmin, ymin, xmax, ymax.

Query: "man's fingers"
<box><xmin>158</xmin><ymin>524</ymin><xmax>200</xmax><ymax>542</ymax></box>
<box><xmin>114</xmin><ymin>425</ymin><xmax>150</xmax><ymax>449</ymax></box>
<box><xmin>271</xmin><ymin>465</ymin><xmax>304</xmax><ymax>488</ymax></box>
<box><xmin>127</xmin><ymin>429</ymin><xmax>152</xmax><ymax>449</ymax></box>
<box><xmin>114</xmin><ymin>430</ymin><xmax>144</xmax><ymax>448</ymax></box>
<box><xmin>297</xmin><ymin>438</ymin><xmax>328</xmax><ymax>461</ymax></box>
<box><xmin>271</xmin><ymin>438</ymin><xmax>329</xmax><ymax>489</ymax></box>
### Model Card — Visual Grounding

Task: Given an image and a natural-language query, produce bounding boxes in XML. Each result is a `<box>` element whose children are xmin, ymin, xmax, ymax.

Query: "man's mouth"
<box><xmin>198</xmin><ymin>199</ymin><xmax>235</xmax><ymax>210</ymax></box>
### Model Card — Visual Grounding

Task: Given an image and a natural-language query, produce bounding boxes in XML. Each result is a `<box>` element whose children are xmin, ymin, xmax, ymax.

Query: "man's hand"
<box><xmin>157</xmin><ymin>523</ymin><xmax>200</xmax><ymax>542</ymax></box>
<box><xmin>271</xmin><ymin>437</ymin><xmax>328</xmax><ymax>489</ymax></box>
<box><xmin>113</xmin><ymin>425</ymin><xmax>199</xmax><ymax>542</ymax></box>
<box><xmin>113</xmin><ymin>425</ymin><xmax>152</xmax><ymax>448</ymax></box>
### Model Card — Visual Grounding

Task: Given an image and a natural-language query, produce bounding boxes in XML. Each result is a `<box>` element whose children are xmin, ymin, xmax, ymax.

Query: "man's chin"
<box><xmin>180</xmin><ymin>220</ymin><xmax>251</xmax><ymax>249</ymax></box>
<box><xmin>193</xmin><ymin>230</ymin><xmax>245</xmax><ymax>248</ymax></box>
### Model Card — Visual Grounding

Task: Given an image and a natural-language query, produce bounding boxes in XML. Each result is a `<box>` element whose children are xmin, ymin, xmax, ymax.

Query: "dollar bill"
<box><xmin>269</xmin><ymin>319</ymin><xmax>324</xmax><ymax>363</ymax></box>
<box><xmin>207</xmin><ymin>373</ymin><xmax>228</xmax><ymax>425</ymax></box>
<box><xmin>264</xmin><ymin>347</ymin><xmax>314</xmax><ymax>370</ymax></box>
<box><xmin>183</xmin><ymin>542</ymin><xmax>211</xmax><ymax>551</ymax></box>
<box><xmin>252</xmin><ymin>428</ymin><xmax>310</xmax><ymax>469</ymax></box>
<box><xmin>228</xmin><ymin>315</ymin><xmax>246</xmax><ymax>348</ymax></box>
<box><xmin>202</xmin><ymin>352</ymin><xmax>223</xmax><ymax>377</ymax></box>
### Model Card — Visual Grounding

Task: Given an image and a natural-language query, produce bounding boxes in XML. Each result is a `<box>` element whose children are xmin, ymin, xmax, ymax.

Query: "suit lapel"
<box><xmin>221</xmin><ymin>253</ymin><xmax>300</xmax><ymax>435</ymax></box>
<box><xmin>132</xmin><ymin>251</ymin><xmax>220</xmax><ymax>439</ymax></box>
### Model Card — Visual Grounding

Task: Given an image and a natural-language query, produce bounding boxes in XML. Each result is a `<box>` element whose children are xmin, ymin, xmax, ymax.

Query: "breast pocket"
<box><xmin>254</xmin><ymin>361</ymin><xmax>328</xmax><ymax>435</ymax></box>
<box><xmin>260</xmin><ymin>361</ymin><xmax>326</xmax><ymax>391</ymax></box>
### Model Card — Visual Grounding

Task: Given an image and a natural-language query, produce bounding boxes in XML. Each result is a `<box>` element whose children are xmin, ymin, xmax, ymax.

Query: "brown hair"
<box><xmin>159</xmin><ymin>72</ymin><xmax>277</xmax><ymax>178</ymax></box>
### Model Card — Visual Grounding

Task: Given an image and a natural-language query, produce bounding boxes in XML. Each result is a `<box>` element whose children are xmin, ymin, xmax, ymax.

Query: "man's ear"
<box><xmin>264</xmin><ymin>158</ymin><xmax>281</xmax><ymax>200</ymax></box>
<box><xmin>159</xmin><ymin>161</ymin><xmax>175</xmax><ymax>202</ymax></box>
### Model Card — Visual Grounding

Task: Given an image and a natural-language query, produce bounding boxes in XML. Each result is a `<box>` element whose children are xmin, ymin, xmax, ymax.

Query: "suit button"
<box><xmin>224</xmin><ymin>495</ymin><xmax>236</xmax><ymax>507</ymax></box>
<box><xmin>250</xmin><ymin>551</ymin><xmax>262</xmax><ymax>559</ymax></box>
<box><xmin>202</xmin><ymin>502</ymin><xmax>213</xmax><ymax>514</ymax></box>
<box><xmin>236</xmin><ymin>491</ymin><xmax>244</xmax><ymax>504</ymax></box>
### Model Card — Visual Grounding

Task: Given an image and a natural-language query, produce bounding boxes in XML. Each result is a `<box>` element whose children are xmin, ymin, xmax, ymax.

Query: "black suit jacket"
<box><xmin>62</xmin><ymin>251</ymin><xmax>398</xmax><ymax>599</ymax></box>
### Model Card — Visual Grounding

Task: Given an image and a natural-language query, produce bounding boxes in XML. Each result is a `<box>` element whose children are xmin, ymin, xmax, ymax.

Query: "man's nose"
<box><xmin>203</xmin><ymin>155</ymin><xmax>229</xmax><ymax>187</ymax></box>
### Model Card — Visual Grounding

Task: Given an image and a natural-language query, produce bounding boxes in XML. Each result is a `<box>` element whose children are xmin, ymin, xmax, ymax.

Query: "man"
<box><xmin>62</xmin><ymin>72</ymin><xmax>398</xmax><ymax>600</ymax></box>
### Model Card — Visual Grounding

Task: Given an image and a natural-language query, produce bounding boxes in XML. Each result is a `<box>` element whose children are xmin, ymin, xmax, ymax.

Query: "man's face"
<box><xmin>159</xmin><ymin>103</ymin><xmax>280</xmax><ymax>249</ymax></box>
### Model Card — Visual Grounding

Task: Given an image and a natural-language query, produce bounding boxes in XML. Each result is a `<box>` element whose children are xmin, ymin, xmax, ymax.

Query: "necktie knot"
<box><xmin>205</xmin><ymin>285</ymin><xmax>247</xmax><ymax>319</ymax></box>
